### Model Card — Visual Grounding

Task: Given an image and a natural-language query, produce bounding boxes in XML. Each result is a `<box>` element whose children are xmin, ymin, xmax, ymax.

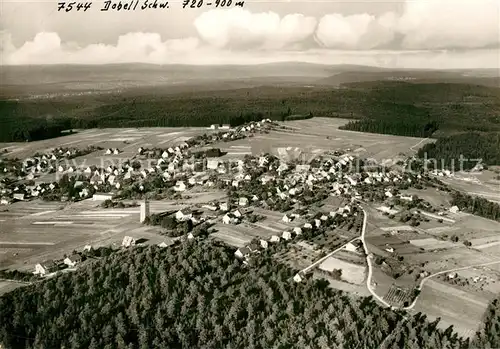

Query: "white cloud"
<box><xmin>3</xmin><ymin>32</ymin><xmax>201</xmax><ymax>65</ymax></box>
<box><xmin>397</xmin><ymin>0</ymin><xmax>500</xmax><ymax>49</ymax></box>
<box><xmin>1</xmin><ymin>1</ymin><xmax>499</xmax><ymax>67</ymax></box>
<box><xmin>315</xmin><ymin>13</ymin><xmax>396</xmax><ymax>49</ymax></box>
<box><xmin>315</xmin><ymin>0</ymin><xmax>500</xmax><ymax>50</ymax></box>
<box><xmin>193</xmin><ymin>9</ymin><xmax>317</xmax><ymax>49</ymax></box>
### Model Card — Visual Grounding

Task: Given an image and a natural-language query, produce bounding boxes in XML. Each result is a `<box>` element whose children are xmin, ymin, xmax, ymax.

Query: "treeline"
<box><xmin>0</xmin><ymin>240</ymin><xmax>476</xmax><ymax>349</ymax></box>
<box><xmin>417</xmin><ymin>132</ymin><xmax>500</xmax><ymax>169</ymax></box>
<box><xmin>471</xmin><ymin>298</ymin><xmax>500</xmax><ymax>348</ymax></box>
<box><xmin>0</xmin><ymin>114</ymin><xmax>72</xmax><ymax>142</ymax></box>
<box><xmin>340</xmin><ymin>118</ymin><xmax>439</xmax><ymax>138</ymax></box>
<box><xmin>450</xmin><ymin>191</ymin><xmax>500</xmax><ymax>222</ymax></box>
<box><xmin>0</xmin><ymin>87</ymin><xmax>363</xmax><ymax>142</ymax></box>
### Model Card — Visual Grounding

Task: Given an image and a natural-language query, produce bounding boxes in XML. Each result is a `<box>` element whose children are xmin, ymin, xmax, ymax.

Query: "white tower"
<box><xmin>140</xmin><ymin>198</ymin><xmax>150</xmax><ymax>223</ymax></box>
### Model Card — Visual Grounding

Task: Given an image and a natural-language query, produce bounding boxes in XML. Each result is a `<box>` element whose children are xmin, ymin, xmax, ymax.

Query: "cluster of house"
<box><xmin>0</xmin><ymin>119</ymin><xmax>277</xmax><ymax>205</ymax></box>
<box><xmin>34</xmin><ymin>249</ymin><xmax>87</xmax><ymax>276</ymax></box>
<box><xmin>104</xmin><ymin>148</ymin><xmax>121</xmax><ymax>155</ymax></box>
<box><xmin>233</xmin><ymin>205</ymin><xmax>355</xmax><ymax>263</ymax></box>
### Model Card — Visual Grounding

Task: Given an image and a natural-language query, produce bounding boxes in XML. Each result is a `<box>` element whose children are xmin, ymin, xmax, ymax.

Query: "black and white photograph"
<box><xmin>1</xmin><ymin>0</ymin><xmax>500</xmax><ymax>348</ymax></box>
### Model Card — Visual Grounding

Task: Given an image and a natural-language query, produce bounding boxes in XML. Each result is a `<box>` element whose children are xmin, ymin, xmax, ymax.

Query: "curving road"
<box><xmin>359</xmin><ymin>205</ymin><xmax>500</xmax><ymax>311</ymax></box>
<box><xmin>360</xmin><ymin>208</ymin><xmax>392</xmax><ymax>308</ymax></box>
<box><xmin>402</xmin><ymin>259</ymin><xmax>500</xmax><ymax>310</ymax></box>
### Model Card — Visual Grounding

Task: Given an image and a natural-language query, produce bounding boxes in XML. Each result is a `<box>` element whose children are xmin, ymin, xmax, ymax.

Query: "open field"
<box><xmin>409</xmin><ymin>238</ymin><xmax>459</xmax><ymax>251</ymax></box>
<box><xmin>0</xmin><ymin>281</ymin><xmax>26</xmax><ymax>296</ymax></box>
<box><xmin>413</xmin><ymin>279</ymin><xmax>491</xmax><ymax>338</ymax></box>
<box><xmin>210</xmin><ymin>219</ymin><xmax>284</xmax><ymax>248</ymax></box>
<box><xmin>0</xmin><ymin>127</ymin><xmax>212</xmax><ymax>161</ymax></box>
<box><xmin>402</xmin><ymin>187</ymin><xmax>452</xmax><ymax>208</ymax></box>
<box><xmin>438</xmin><ymin>174</ymin><xmax>500</xmax><ymax>203</ymax></box>
<box><xmin>0</xmin><ymin>199</ymin><xmax>184</xmax><ymax>271</ymax></box>
<box><xmin>318</xmin><ymin>256</ymin><xmax>366</xmax><ymax>284</ymax></box>
<box><xmin>217</xmin><ymin>118</ymin><xmax>434</xmax><ymax>162</ymax></box>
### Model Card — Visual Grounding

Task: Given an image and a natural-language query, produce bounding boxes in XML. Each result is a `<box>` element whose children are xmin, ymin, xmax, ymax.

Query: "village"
<box><xmin>1</xmin><ymin>118</ymin><xmax>500</xmax><ymax>337</ymax></box>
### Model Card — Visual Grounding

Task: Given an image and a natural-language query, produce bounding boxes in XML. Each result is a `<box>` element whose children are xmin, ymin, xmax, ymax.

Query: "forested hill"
<box><xmin>0</xmin><ymin>240</ymin><xmax>487</xmax><ymax>349</ymax></box>
<box><xmin>1</xmin><ymin>81</ymin><xmax>499</xmax><ymax>142</ymax></box>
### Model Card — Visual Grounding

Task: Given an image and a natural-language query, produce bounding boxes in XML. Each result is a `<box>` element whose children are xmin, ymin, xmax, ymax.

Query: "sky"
<box><xmin>1</xmin><ymin>0</ymin><xmax>499</xmax><ymax>68</ymax></box>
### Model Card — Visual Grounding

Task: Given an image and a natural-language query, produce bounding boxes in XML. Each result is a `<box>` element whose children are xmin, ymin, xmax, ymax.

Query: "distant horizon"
<box><xmin>3</xmin><ymin>60</ymin><xmax>500</xmax><ymax>72</ymax></box>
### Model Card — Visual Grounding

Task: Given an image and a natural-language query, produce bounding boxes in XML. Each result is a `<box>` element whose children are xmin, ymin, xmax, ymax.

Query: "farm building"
<box><xmin>34</xmin><ymin>260</ymin><xmax>59</xmax><ymax>276</ymax></box>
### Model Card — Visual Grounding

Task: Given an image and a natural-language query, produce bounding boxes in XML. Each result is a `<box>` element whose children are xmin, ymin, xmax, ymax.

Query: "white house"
<box><xmin>202</xmin><ymin>204</ymin><xmax>218</xmax><ymax>211</ymax></box>
<box><xmin>122</xmin><ymin>236</ymin><xmax>136</xmax><ymax>248</ymax></box>
<box><xmin>219</xmin><ymin>202</ymin><xmax>229</xmax><ymax>212</ymax></box>
<box><xmin>158</xmin><ymin>242</ymin><xmax>169</xmax><ymax>248</ymax></box>
<box><xmin>238</xmin><ymin>197</ymin><xmax>249</xmax><ymax>207</ymax></box>
<box><xmin>222</xmin><ymin>213</ymin><xmax>239</xmax><ymax>225</ymax></box>
<box><xmin>260</xmin><ymin>240</ymin><xmax>269</xmax><ymax>249</ymax></box>
<box><xmin>235</xmin><ymin>247</ymin><xmax>251</xmax><ymax>259</ymax></box>
<box><xmin>282</xmin><ymin>231</ymin><xmax>292</xmax><ymax>240</ymax></box>
<box><xmin>92</xmin><ymin>193</ymin><xmax>113</xmax><ymax>201</ymax></box>
<box><xmin>293</xmin><ymin>227</ymin><xmax>303</xmax><ymax>235</ymax></box>
<box><xmin>270</xmin><ymin>235</ymin><xmax>280</xmax><ymax>243</ymax></box>
<box><xmin>34</xmin><ymin>260</ymin><xmax>58</xmax><ymax>276</ymax></box>
<box><xmin>449</xmin><ymin>206</ymin><xmax>460</xmax><ymax>214</ymax></box>
<box><xmin>303</xmin><ymin>223</ymin><xmax>313</xmax><ymax>229</ymax></box>
<box><xmin>174</xmin><ymin>181</ymin><xmax>187</xmax><ymax>192</ymax></box>
<box><xmin>207</xmin><ymin>159</ymin><xmax>219</xmax><ymax>170</ymax></box>
<box><xmin>345</xmin><ymin>242</ymin><xmax>359</xmax><ymax>253</ymax></box>
<box><xmin>282</xmin><ymin>214</ymin><xmax>293</xmax><ymax>223</ymax></box>
<box><xmin>63</xmin><ymin>254</ymin><xmax>82</xmax><ymax>267</ymax></box>
<box><xmin>175</xmin><ymin>208</ymin><xmax>193</xmax><ymax>222</ymax></box>
<box><xmin>13</xmin><ymin>193</ymin><xmax>25</xmax><ymax>201</ymax></box>
<box><xmin>105</xmin><ymin>149</ymin><xmax>112</xmax><ymax>155</ymax></box>
<box><xmin>399</xmin><ymin>195</ymin><xmax>413</xmax><ymax>202</ymax></box>
<box><xmin>232</xmin><ymin>209</ymin><xmax>243</xmax><ymax>218</ymax></box>
<box><xmin>293</xmin><ymin>274</ymin><xmax>303</xmax><ymax>283</ymax></box>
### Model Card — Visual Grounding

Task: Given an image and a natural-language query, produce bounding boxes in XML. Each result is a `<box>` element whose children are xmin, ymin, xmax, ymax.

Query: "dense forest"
<box><xmin>2</xmin><ymin>81</ymin><xmax>499</xmax><ymax>144</ymax></box>
<box><xmin>449</xmin><ymin>191</ymin><xmax>500</xmax><ymax>222</ymax></box>
<box><xmin>417</xmin><ymin>132</ymin><xmax>500</xmax><ymax>169</ymax></box>
<box><xmin>0</xmin><ymin>240</ymin><xmax>489</xmax><ymax>349</ymax></box>
<box><xmin>473</xmin><ymin>298</ymin><xmax>500</xmax><ymax>348</ymax></box>
<box><xmin>338</xmin><ymin>83</ymin><xmax>500</xmax><ymax>166</ymax></box>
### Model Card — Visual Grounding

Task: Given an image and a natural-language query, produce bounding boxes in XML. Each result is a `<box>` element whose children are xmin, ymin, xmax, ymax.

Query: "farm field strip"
<box><xmin>409</xmin><ymin>238</ymin><xmax>458</xmax><ymax>250</ymax></box>
<box><xmin>380</xmin><ymin>225</ymin><xmax>414</xmax><ymax>232</ymax></box>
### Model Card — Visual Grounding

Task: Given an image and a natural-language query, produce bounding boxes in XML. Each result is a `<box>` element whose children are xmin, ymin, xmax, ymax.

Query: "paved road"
<box><xmin>300</xmin><ymin>237</ymin><xmax>360</xmax><ymax>274</ymax></box>
<box><xmin>360</xmin><ymin>208</ymin><xmax>392</xmax><ymax>308</ymax></box>
<box><xmin>402</xmin><ymin>259</ymin><xmax>500</xmax><ymax>310</ymax></box>
<box><xmin>359</xmin><ymin>205</ymin><xmax>500</xmax><ymax>310</ymax></box>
